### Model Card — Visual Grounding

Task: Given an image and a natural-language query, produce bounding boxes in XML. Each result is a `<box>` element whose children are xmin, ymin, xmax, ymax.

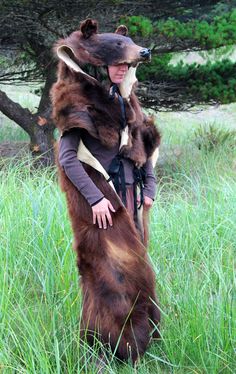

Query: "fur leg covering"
<box><xmin>59</xmin><ymin>164</ymin><xmax>160</xmax><ymax>363</ymax></box>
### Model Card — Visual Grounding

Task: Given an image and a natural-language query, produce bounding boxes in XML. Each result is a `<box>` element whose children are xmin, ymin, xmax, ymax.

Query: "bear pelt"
<box><xmin>51</xmin><ymin>18</ymin><xmax>160</xmax><ymax>167</ymax></box>
<box><xmin>51</xmin><ymin>18</ymin><xmax>161</xmax><ymax>363</ymax></box>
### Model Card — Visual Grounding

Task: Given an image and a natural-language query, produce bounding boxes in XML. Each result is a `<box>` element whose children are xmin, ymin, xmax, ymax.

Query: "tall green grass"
<box><xmin>149</xmin><ymin>146</ymin><xmax>236</xmax><ymax>373</ymax></box>
<box><xmin>0</xmin><ymin>120</ymin><xmax>29</xmax><ymax>142</ymax></box>
<box><xmin>0</xmin><ymin>135</ymin><xmax>235</xmax><ymax>372</ymax></box>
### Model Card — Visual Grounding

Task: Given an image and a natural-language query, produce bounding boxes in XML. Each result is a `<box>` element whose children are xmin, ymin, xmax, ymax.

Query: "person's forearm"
<box><xmin>143</xmin><ymin>159</ymin><xmax>157</xmax><ymax>200</ymax></box>
<box><xmin>59</xmin><ymin>129</ymin><xmax>104</xmax><ymax>205</ymax></box>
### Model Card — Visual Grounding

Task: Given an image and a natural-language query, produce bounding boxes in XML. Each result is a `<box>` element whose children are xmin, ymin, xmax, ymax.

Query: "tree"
<box><xmin>121</xmin><ymin>9</ymin><xmax>236</xmax><ymax>109</ymax></box>
<box><xmin>0</xmin><ymin>0</ymin><xmax>235</xmax><ymax>163</ymax></box>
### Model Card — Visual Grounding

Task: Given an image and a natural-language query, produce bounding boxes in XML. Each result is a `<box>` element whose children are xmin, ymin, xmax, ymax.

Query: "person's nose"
<box><xmin>119</xmin><ymin>65</ymin><xmax>128</xmax><ymax>72</ymax></box>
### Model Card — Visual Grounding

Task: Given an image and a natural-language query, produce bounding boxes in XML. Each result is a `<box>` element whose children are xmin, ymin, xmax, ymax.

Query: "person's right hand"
<box><xmin>92</xmin><ymin>198</ymin><xmax>115</xmax><ymax>229</ymax></box>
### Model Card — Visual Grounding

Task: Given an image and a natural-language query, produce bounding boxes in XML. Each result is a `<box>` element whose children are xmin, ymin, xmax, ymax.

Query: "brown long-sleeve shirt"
<box><xmin>59</xmin><ymin>128</ymin><xmax>157</xmax><ymax>206</ymax></box>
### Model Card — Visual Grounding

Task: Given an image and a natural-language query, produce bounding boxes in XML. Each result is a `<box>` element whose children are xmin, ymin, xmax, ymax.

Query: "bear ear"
<box><xmin>115</xmin><ymin>25</ymin><xmax>128</xmax><ymax>36</ymax></box>
<box><xmin>80</xmin><ymin>19</ymin><xmax>98</xmax><ymax>39</ymax></box>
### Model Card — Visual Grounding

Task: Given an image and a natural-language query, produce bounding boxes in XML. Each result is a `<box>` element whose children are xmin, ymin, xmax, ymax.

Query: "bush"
<box><xmin>193</xmin><ymin>123</ymin><xmax>236</xmax><ymax>151</ymax></box>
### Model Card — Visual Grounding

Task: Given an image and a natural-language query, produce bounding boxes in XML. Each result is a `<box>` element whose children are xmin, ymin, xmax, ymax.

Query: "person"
<box><xmin>51</xmin><ymin>19</ymin><xmax>161</xmax><ymax>363</ymax></box>
<box><xmin>58</xmin><ymin>63</ymin><xmax>157</xmax><ymax>238</ymax></box>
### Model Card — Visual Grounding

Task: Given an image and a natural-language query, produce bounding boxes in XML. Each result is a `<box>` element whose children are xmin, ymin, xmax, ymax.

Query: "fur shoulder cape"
<box><xmin>51</xmin><ymin>71</ymin><xmax>160</xmax><ymax>168</ymax></box>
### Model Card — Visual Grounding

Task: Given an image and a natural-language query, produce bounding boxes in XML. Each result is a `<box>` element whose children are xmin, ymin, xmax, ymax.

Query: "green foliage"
<box><xmin>138</xmin><ymin>57</ymin><xmax>236</xmax><ymax>104</ymax></box>
<box><xmin>156</xmin><ymin>9</ymin><xmax>236</xmax><ymax>48</ymax></box>
<box><xmin>120</xmin><ymin>15</ymin><xmax>153</xmax><ymax>37</ymax></box>
<box><xmin>121</xmin><ymin>10</ymin><xmax>236</xmax><ymax>106</ymax></box>
<box><xmin>138</xmin><ymin>54</ymin><xmax>173</xmax><ymax>79</ymax></box>
<box><xmin>188</xmin><ymin>60</ymin><xmax>236</xmax><ymax>103</ymax></box>
<box><xmin>122</xmin><ymin>10</ymin><xmax>236</xmax><ymax>49</ymax></box>
<box><xmin>193</xmin><ymin>123</ymin><xmax>236</xmax><ymax>151</ymax></box>
<box><xmin>0</xmin><ymin>55</ymin><xmax>11</xmax><ymax>69</ymax></box>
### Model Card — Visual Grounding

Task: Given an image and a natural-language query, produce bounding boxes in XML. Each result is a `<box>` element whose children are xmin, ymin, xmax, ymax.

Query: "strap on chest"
<box><xmin>77</xmin><ymin>139</ymin><xmax>115</xmax><ymax>191</ymax></box>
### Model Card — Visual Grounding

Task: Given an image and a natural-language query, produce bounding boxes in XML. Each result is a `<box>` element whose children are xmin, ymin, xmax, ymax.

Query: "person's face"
<box><xmin>108</xmin><ymin>64</ymin><xmax>129</xmax><ymax>84</ymax></box>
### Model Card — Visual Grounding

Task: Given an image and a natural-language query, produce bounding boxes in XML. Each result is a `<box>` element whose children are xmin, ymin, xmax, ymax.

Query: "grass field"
<box><xmin>0</xmin><ymin>109</ymin><xmax>235</xmax><ymax>373</ymax></box>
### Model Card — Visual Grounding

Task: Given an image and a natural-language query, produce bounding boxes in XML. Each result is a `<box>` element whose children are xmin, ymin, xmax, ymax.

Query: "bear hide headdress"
<box><xmin>51</xmin><ymin>19</ymin><xmax>160</xmax><ymax>363</ymax></box>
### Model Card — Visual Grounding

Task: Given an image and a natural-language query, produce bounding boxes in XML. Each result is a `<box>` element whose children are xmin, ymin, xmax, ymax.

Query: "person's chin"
<box><xmin>114</xmin><ymin>77</ymin><xmax>124</xmax><ymax>84</ymax></box>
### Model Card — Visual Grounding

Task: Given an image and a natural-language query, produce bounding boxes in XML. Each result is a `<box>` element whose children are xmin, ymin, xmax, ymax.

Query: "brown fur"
<box><xmin>51</xmin><ymin>19</ymin><xmax>161</xmax><ymax>363</ymax></box>
<box><xmin>58</xmin><ymin>163</ymin><xmax>160</xmax><ymax>362</ymax></box>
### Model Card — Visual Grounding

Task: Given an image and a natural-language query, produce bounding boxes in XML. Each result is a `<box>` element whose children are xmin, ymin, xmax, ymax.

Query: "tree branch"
<box><xmin>0</xmin><ymin>89</ymin><xmax>36</xmax><ymax>134</ymax></box>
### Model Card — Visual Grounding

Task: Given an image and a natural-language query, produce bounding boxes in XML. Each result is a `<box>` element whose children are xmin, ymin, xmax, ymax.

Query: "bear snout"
<box><xmin>140</xmin><ymin>48</ymin><xmax>151</xmax><ymax>59</ymax></box>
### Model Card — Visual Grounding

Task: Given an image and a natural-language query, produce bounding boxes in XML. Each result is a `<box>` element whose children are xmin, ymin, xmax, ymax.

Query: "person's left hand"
<box><xmin>143</xmin><ymin>195</ymin><xmax>153</xmax><ymax>209</ymax></box>
<box><xmin>137</xmin><ymin>195</ymin><xmax>154</xmax><ymax>209</ymax></box>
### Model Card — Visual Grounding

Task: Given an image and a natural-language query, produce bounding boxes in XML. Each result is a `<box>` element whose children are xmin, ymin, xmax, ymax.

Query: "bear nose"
<box><xmin>140</xmin><ymin>48</ymin><xmax>151</xmax><ymax>58</ymax></box>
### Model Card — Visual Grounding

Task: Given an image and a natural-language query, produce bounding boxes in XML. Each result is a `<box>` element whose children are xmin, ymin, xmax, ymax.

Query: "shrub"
<box><xmin>193</xmin><ymin>123</ymin><xmax>236</xmax><ymax>151</ymax></box>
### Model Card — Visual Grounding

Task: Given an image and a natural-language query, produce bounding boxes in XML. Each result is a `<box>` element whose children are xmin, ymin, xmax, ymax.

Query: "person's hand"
<box><xmin>143</xmin><ymin>195</ymin><xmax>154</xmax><ymax>209</ymax></box>
<box><xmin>137</xmin><ymin>195</ymin><xmax>154</xmax><ymax>209</ymax></box>
<box><xmin>92</xmin><ymin>198</ymin><xmax>115</xmax><ymax>229</ymax></box>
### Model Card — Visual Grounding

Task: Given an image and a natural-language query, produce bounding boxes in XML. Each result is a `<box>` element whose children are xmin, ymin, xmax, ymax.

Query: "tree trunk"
<box><xmin>31</xmin><ymin>64</ymin><xmax>57</xmax><ymax>165</ymax></box>
<box><xmin>29</xmin><ymin>118</ymin><xmax>55</xmax><ymax>166</ymax></box>
<box><xmin>0</xmin><ymin>79</ymin><xmax>56</xmax><ymax>166</ymax></box>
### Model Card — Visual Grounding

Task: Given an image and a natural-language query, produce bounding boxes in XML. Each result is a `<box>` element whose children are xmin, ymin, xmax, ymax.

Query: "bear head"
<box><xmin>55</xmin><ymin>18</ymin><xmax>151</xmax><ymax>68</ymax></box>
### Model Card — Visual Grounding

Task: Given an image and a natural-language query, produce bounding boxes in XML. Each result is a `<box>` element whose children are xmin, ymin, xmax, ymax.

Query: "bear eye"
<box><xmin>117</xmin><ymin>41</ymin><xmax>122</xmax><ymax>46</ymax></box>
